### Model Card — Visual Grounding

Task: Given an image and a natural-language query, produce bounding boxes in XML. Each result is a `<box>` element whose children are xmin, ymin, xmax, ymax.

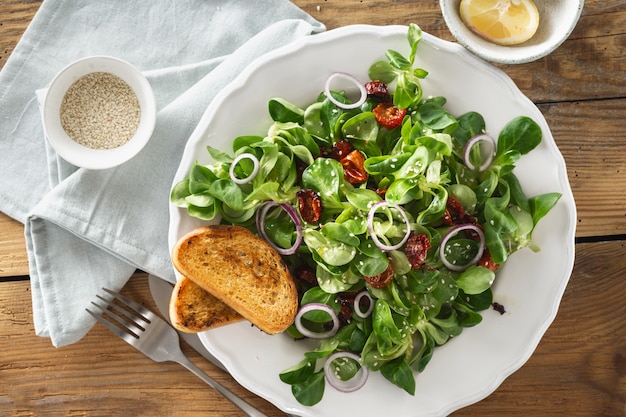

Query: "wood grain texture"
<box><xmin>0</xmin><ymin>0</ymin><xmax>625</xmax><ymax>416</ymax></box>
<box><xmin>0</xmin><ymin>214</ymin><xmax>28</xmax><ymax>277</ymax></box>
<box><xmin>1</xmin><ymin>245</ymin><xmax>624</xmax><ymax>416</ymax></box>
<box><xmin>0</xmin><ymin>275</ymin><xmax>287</xmax><ymax>417</ymax></box>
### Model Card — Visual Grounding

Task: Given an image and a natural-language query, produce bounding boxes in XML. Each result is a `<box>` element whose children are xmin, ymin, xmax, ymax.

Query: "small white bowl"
<box><xmin>42</xmin><ymin>56</ymin><xmax>156</xmax><ymax>170</ymax></box>
<box><xmin>440</xmin><ymin>0</ymin><xmax>584</xmax><ymax>64</ymax></box>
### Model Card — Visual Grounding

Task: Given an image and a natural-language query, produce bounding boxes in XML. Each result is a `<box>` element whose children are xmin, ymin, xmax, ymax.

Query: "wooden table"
<box><xmin>1</xmin><ymin>1</ymin><xmax>624</xmax><ymax>416</ymax></box>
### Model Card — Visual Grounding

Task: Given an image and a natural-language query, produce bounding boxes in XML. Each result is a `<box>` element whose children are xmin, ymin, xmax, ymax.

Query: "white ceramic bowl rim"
<box><xmin>42</xmin><ymin>55</ymin><xmax>157</xmax><ymax>170</ymax></box>
<box><xmin>440</xmin><ymin>0</ymin><xmax>585</xmax><ymax>64</ymax></box>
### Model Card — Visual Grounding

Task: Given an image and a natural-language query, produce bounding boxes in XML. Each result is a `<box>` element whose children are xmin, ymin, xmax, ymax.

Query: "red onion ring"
<box><xmin>324</xmin><ymin>72</ymin><xmax>367</xmax><ymax>110</ymax></box>
<box><xmin>354</xmin><ymin>290</ymin><xmax>374</xmax><ymax>318</ymax></box>
<box><xmin>255</xmin><ymin>201</ymin><xmax>303</xmax><ymax>256</ymax></box>
<box><xmin>366</xmin><ymin>200</ymin><xmax>411</xmax><ymax>252</ymax></box>
<box><xmin>294</xmin><ymin>303</ymin><xmax>340</xmax><ymax>339</ymax></box>
<box><xmin>229</xmin><ymin>153</ymin><xmax>260</xmax><ymax>185</ymax></box>
<box><xmin>439</xmin><ymin>224</ymin><xmax>486</xmax><ymax>272</ymax></box>
<box><xmin>463</xmin><ymin>134</ymin><xmax>497</xmax><ymax>172</ymax></box>
<box><xmin>323</xmin><ymin>351</ymin><xmax>369</xmax><ymax>393</ymax></box>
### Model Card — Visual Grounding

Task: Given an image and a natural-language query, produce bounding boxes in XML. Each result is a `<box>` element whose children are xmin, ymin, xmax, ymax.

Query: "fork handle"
<box><xmin>176</xmin><ymin>355</ymin><xmax>272</xmax><ymax>417</ymax></box>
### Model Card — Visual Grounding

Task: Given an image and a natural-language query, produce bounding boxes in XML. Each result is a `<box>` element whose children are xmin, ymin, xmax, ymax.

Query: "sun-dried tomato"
<box><xmin>492</xmin><ymin>302</ymin><xmax>506</xmax><ymax>315</ymax></box>
<box><xmin>295</xmin><ymin>265</ymin><xmax>318</xmax><ymax>286</ymax></box>
<box><xmin>335</xmin><ymin>291</ymin><xmax>360</xmax><ymax>325</ymax></box>
<box><xmin>340</xmin><ymin>149</ymin><xmax>368</xmax><ymax>185</ymax></box>
<box><xmin>365</xmin><ymin>80</ymin><xmax>390</xmax><ymax>102</ymax></box>
<box><xmin>330</xmin><ymin>140</ymin><xmax>354</xmax><ymax>161</ymax></box>
<box><xmin>477</xmin><ymin>249</ymin><xmax>499</xmax><ymax>272</ymax></box>
<box><xmin>335</xmin><ymin>303</ymin><xmax>353</xmax><ymax>326</ymax></box>
<box><xmin>404</xmin><ymin>233</ymin><xmax>431</xmax><ymax>269</ymax></box>
<box><xmin>296</xmin><ymin>189</ymin><xmax>322</xmax><ymax>223</ymax></box>
<box><xmin>443</xmin><ymin>196</ymin><xmax>480</xmax><ymax>227</ymax></box>
<box><xmin>443</xmin><ymin>196</ymin><xmax>465</xmax><ymax>226</ymax></box>
<box><xmin>363</xmin><ymin>260</ymin><xmax>394</xmax><ymax>289</ymax></box>
<box><xmin>372</xmin><ymin>101</ymin><xmax>407</xmax><ymax>129</ymax></box>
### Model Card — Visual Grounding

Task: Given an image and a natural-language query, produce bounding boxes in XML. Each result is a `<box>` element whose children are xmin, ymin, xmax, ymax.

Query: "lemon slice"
<box><xmin>459</xmin><ymin>0</ymin><xmax>540</xmax><ymax>46</ymax></box>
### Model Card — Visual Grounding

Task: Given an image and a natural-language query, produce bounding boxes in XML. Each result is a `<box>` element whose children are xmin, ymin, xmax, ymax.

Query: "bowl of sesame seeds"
<box><xmin>41</xmin><ymin>55</ymin><xmax>156</xmax><ymax>170</ymax></box>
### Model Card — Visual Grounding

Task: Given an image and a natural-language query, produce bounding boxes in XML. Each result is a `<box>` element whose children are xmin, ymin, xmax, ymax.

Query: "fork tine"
<box><xmin>102</xmin><ymin>287</ymin><xmax>158</xmax><ymax>321</ymax></box>
<box><xmin>97</xmin><ymin>294</ymin><xmax>149</xmax><ymax>325</ymax></box>
<box><xmin>86</xmin><ymin>307</ymin><xmax>138</xmax><ymax>345</ymax></box>
<box><xmin>91</xmin><ymin>296</ymin><xmax>146</xmax><ymax>337</ymax></box>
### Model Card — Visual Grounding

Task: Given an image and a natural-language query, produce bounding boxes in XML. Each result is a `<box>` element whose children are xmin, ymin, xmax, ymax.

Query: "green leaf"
<box><xmin>373</xmin><ymin>299</ymin><xmax>403</xmax><ymax>353</ymax></box>
<box><xmin>315</xmin><ymin>265</ymin><xmax>361</xmax><ymax>293</ymax></box>
<box><xmin>189</xmin><ymin>163</ymin><xmax>218</xmax><ymax>193</ymax></box>
<box><xmin>505</xmin><ymin>172</ymin><xmax>531</xmax><ymax>212</ymax></box>
<box><xmin>208</xmin><ymin>179</ymin><xmax>244</xmax><ymax>211</ymax></box>
<box><xmin>495</xmin><ymin>116</ymin><xmax>542</xmax><ymax>163</ymax></box>
<box><xmin>381</xmin><ymin>358</ymin><xmax>416</xmax><ymax>395</ymax></box>
<box><xmin>186</xmin><ymin>203</ymin><xmax>218</xmax><ymax>221</ymax></box>
<box><xmin>291</xmin><ymin>370</ymin><xmax>325</xmax><ymax>406</ymax></box>
<box><xmin>280</xmin><ymin>359</ymin><xmax>316</xmax><ymax>385</ymax></box>
<box><xmin>322</xmin><ymin>222</ymin><xmax>360</xmax><ymax>247</ymax></box>
<box><xmin>232</xmin><ymin>135</ymin><xmax>264</xmax><ymax>153</ymax></box>
<box><xmin>385</xmin><ymin>177</ymin><xmax>422</xmax><ymax>205</ymax></box>
<box><xmin>170</xmin><ymin>178</ymin><xmax>191</xmax><ymax>206</ymax></box>
<box><xmin>457</xmin><ymin>288</ymin><xmax>493</xmax><ymax>311</ymax></box>
<box><xmin>484</xmin><ymin>224</ymin><xmax>508</xmax><ymax>264</ymax></box>
<box><xmin>303</xmin><ymin>101</ymin><xmax>327</xmax><ymax>138</ymax></box>
<box><xmin>451</xmin><ymin>111</ymin><xmax>485</xmax><ymax>148</ymax></box>
<box><xmin>393</xmin><ymin>72</ymin><xmax>420</xmax><ymax>109</ymax></box>
<box><xmin>342</xmin><ymin>112</ymin><xmax>379</xmax><ymax>142</ymax></box>
<box><xmin>407</xmin><ymin>23</ymin><xmax>422</xmax><ymax>66</ymax></box>
<box><xmin>304</xmin><ymin>229</ymin><xmax>356</xmax><ymax>267</ymax></box>
<box><xmin>302</xmin><ymin>158</ymin><xmax>345</xmax><ymax>209</ymax></box>
<box><xmin>418</xmin><ymin>101</ymin><xmax>458</xmax><ymax>133</ymax></box>
<box><xmin>268</xmin><ymin>97</ymin><xmax>305</xmax><ymax>123</ymax></box>
<box><xmin>386</xmin><ymin>49</ymin><xmax>411</xmax><ymax>70</ymax></box>
<box><xmin>368</xmin><ymin>60</ymin><xmax>399</xmax><ymax>84</ymax></box>
<box><xmin>206</xmin><ymin>145</ymin><xmax>234</xmax><ymax>164</ymax></box>
<box><xmin>447</xmin><ymin>184</ymin><xmax>477</xmax><ymax>214</ymax></box>
<box><xmin>529</xmin><ymin>192</ymin><xmax>561</xmax><ymax>226</ymax></box>
<box><xmin>354</xmin><ymin>249</ymin><xmax>389</xmax><ymax>277</ymax></box>
<box><xmin>184</xmin><ymin>191</ymin><xmax>214</xmax><ymax>208</ymax></box>
<box><xmin>456</xmin><ymin>266</ymin><xmax>495</xmax><ymax>295</ymax></box>
<box><xmin>364</xmin><ymin>153</ymin><xmax>411</xmax><ymax>176</ymax></box>
<box><xmin>346</xmin><ymin>188</ymin><xmax>382</xmax><ymax>211</ymax></box>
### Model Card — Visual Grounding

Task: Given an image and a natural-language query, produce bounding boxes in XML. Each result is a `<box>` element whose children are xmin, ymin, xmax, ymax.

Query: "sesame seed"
<box><xmin>60</xmin><ymin>72</ymin><xmax>140</xmax><ymax>150</ymax></box>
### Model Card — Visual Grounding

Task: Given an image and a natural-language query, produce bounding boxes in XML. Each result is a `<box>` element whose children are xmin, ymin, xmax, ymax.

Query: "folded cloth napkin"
<box><xmin>0</xmin><ymin>0</ymin><xmax>324</xmax><ymax>347</ymax></box>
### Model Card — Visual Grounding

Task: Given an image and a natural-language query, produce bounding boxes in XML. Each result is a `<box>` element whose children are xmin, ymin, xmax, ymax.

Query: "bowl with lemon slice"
<box><xmin>440</xmin><ymin>0</ymin><xmax>584</xmax><ymax>64</ymax></box>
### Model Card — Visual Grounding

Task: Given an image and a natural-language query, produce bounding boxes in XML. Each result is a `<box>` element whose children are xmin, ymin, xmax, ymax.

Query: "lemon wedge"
<box><xmin>459</xmin><ymin>0</ymin><xmax>540</xmax><ymax>46</ymax></box>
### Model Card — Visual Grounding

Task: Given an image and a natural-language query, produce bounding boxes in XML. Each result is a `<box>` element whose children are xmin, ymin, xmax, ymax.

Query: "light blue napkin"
<box><xmin>0</xmin><ymin>0</ymin><xmax>324</xmax><ymax>347</ymax></box>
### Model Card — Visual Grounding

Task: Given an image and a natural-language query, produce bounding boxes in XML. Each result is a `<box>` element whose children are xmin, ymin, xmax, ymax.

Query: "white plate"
<box><xmin>168</xmin><ymin>25</ymin><xmax>576</xmax><ymax>417</ymax></box>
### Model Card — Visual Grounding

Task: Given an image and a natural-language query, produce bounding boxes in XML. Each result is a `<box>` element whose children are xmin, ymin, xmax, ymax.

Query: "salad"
<box><xmin>171</xmin><ymin>24</ymin><xmax>561</xmax><ymax>406</ymax></box>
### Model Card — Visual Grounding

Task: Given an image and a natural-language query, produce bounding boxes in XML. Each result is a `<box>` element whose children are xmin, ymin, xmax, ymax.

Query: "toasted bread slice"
<box><xmin>171</xmin><ymin>225</ymin><xmax>298</xmax><ymax>334</ymax></box>
<box><xmin>169</xmin><ymin>276</ymin><xmax>244</xmax><ymax>333</ymax></box>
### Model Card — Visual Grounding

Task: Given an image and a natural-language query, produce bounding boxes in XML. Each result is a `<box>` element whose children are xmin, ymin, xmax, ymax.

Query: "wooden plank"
<box><xmin>0</xmin><ymin>2</ymin><xmax>622</xmax><ymax>286</ymax></box>
<box><xmin>0</xmin><ymin>0</ymin><xmax>39</xmax><ymax>66</ymax></box>
<box><xmin>0</xmin><ymin>2</ymin><xmax>623</xmax><ymax>416</ymax></box>
<box><xmin>542</xmin><ymin>98</ymin><xmax>626</xmax><ymax>237</ymax></box>
<box><xmin>2</xmin><ymin>2</ymin><xmax>625</xmax><ymax>105</ymax></box>
<box><xmin>292</xmin><ymin>1</ymin><xmax>626</xmax><ymax>104</ymax></box>
<box><xmin>0</xmin><ymin>273</ymin><xmax>286</xmax><ymax>416</ymax></box>
<box><xmin>454</xmin><ymin>239</ymin><xmax>626</xmax><ymax>416</ymax></box>
<box><xmin>0</xmin><ymin>213</ymin><xmax>28</xmax><ymax>277</ymax></box>
<box><xmin>1</xmin><ymin>240</ymin><xmax>624</xmax><ymax>416</ymax></box>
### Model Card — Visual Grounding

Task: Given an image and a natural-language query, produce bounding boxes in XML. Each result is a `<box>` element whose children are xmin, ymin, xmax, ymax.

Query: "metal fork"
<box><xmin>86</xmin><ymin>288</ymin><xmax>270</xmax><ymax>417</ymax></box>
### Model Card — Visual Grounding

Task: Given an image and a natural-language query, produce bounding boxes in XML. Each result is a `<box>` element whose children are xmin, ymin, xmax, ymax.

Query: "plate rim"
<box><xmin>169</xmin><ymin>24</ymin><xmax>577</xmax><ymax>417</ymax></box>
